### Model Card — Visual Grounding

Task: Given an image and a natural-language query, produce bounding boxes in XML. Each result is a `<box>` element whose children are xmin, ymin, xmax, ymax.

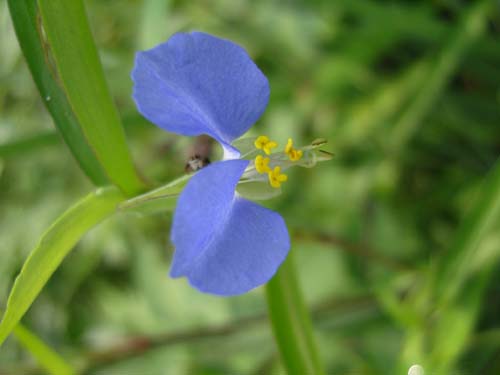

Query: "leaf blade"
<box><xmin>7</xmin><ymin>0</ymin><xmax>109</xmax><ymax>185</ymax></box>
<box><xmin>0</xmin><ymin>187</ymin><xmax>125</xmax><ymax>346</ymax></box>
<box><xmin>266</xmin><ymin>253</ymin><xmax>325</xmax><ymax>375</ymax></box>
<box><xmin>13</xmin><ymin>323</ymin><xmax>75</xmax><ymax>375</ymax></box>
<box><xmin>37</xmin><ymin>0</ymin><xmax>146</xmax><ymax>195</ymax></box>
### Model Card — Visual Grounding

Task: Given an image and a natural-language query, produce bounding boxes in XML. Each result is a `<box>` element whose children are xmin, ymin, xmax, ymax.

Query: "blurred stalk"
<box><xmin>138</xmin><ymin>0</ymin><xmax>170</xmax><ymax>49</ymax></box>
<box><xmin>0</xmin><ymin>308</ymin><xmax>75</xmax><ymax>375</ymax></box>
<box><xmin>0</xmin><ymin>113</ymin><xmax>149</xmax><ymax>159</ymax></box>
<box><xmin>0</xmin><ymin>131</ymin><xmax>58</xmax><ymax>158</ymax></box>
<box><xmin>429</xmin><ymin>268</ymin><xmax>491</xmax><ymax>374</ymax></box>
<box><xmin>13</xmin><ymin>295</ymin><xmax>373</xmax><ymax>374</ymax></box>
<box><xmin>294</xmin><ymin>229</ymin><xmax>410</xmax><ymax>272</ymax></box>
<box><xmin>435</xmin><ymin>158</ymin><xmax>500</xmax><ymax>304</ymax></box>
<box><xmin>12</xmin><ymin>324</ymin><xmax>75</xmax><ymax>375</ymax></box>
<box><xmin>387</xmin><ymin>0</ymin><xmax>493</xmax><ymax>154</ymax></box>
<box><xmin>341</xmin><ymin>59</ymin><xmax>429</xmax><ymax>146</ymax></box>
<box><xmin>424</xmin><ymin>0</ymin><xmax>499</xmax><ymax>308</ymax></box>
<box><xmin>266</xmin><ymin>252</ymin><xmax>325</xmax><ymax>375</ymax></box>
<box><xmin>392</xmin><ymin>2</ymin><xmax>496</xmax><ymax>372</ymax></box>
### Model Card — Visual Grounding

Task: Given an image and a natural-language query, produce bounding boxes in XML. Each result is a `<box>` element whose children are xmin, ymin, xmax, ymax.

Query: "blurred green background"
<box><xmin>1</xmin><ymin>0</ymin><xmax>499</xmax><ymax>374</ymax></box>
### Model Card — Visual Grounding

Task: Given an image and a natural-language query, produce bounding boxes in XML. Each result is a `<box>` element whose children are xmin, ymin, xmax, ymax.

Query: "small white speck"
<box><xmin>408</xmin><ymin>364</ymin><xmax>424</xmax><ymax>375</ymax></box>
<box><xmin>45</xmin><ymin>95</ymin><xmax>51</xmax><ymax>101</ymax></box>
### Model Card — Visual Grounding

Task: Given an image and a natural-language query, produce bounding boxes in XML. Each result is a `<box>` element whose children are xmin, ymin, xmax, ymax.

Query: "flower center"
<box><xmin>236</xmin><ymin>137</ymin><xmax>331</xmax><ymax>199</ymax></box>
<box><xmin>251</xmin><ymin>135</ymin><xmax>305</xmax><ymax>189</ymax></box>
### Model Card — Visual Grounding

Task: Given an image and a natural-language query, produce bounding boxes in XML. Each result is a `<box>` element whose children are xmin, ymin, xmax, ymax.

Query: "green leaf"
<box><xmin>138</xmin><ymin>0</ymin><xmax>170</xmax><ymax>49</ymax></box>
<box><xmin>12</xmin><ymin>323</ymin><xmax>75</xmax><ymax>375</ymax></box>
<box><xmin>7</xmin><ymin>0</ymin><xmax>108</xmax><ymax>185</ymax></box>
<box><xmin>388</xmin><ymin>0</ymin><xmax>493</xmax><ymax>153</ymax></box>
<box><xmin>0</xmin><ymin>187</ymin><xmax>125</xmax><ymax>347</ymax></box>
<box><xmin>340</xmin><ymin>58</ymin><xmax>429</xmax><ymax>145</ymax></box>
<box><xmin>426</xmin><ymin>26</ymin><xmax>499</xmax><ymax>298</ymax></box>
<box><xmin>0</xmin><ymin>113</ymin><xmax>148</xmax><ymax>159</ymax></box>
<box><xmin>0</xmin><ymin>131</ymin><xmax>59</xmax><ymax>158</ymax></box>
<box><xmin>37</xmin><ymin>0</ymin><xmax>146</xmax><ymax>196</ymax></box>
<box><xmin>429</xmin><ymin>271</ymin><xmax>490</xmax><ymax>374</ymax></box>
<box><xmin>435</xmin><ymin>157</ymin><xmax>500</xmax><ymax>304</ymax></box>
<box><xmin>266</xmin><ymin>252</ymin><xmax>325</xmax><ymax>375</ymax></box>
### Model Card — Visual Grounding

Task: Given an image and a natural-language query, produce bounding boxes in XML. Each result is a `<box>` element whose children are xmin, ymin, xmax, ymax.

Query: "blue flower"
<box><xmin>132</xmin><ymin>32</ymin><xmax>290</xmax><ymax>296</ymax></box>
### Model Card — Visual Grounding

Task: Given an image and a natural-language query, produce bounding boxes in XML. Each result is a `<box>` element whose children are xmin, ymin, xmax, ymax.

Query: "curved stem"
<box><xmin>266</xmin><ymin>252</ymin><xmax>325</xmax><ymax>375</ymax></box>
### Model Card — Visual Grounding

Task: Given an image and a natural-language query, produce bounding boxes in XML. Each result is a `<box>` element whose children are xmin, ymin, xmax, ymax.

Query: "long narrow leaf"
<box><xmin>388</xmin><ymin>0</ymin><xmax>493</xmax><ymax>153</ymax></box>
<box><xmin>7</xmin><ymin>0</ymin><xmax>109</xmax><ymax>185</ymax></box>
<box><xmin>266</xmin><ymin>253</ymin><xmax>325</xmax><ymax>375</ymax></box>
<box><xmin>0</xmin><ymin>187</ymin><xmax>125</xmax><ymax>346</ymax></box>
<box><xmin>0</xmin><ymin>131</ymin><xmax>58</xmax><ymax>158</ymax></box>
<box><xmin>37</xmin><ymin>0</ymin><xmax>146</xmax><ymax>196</ymax></box>
<box><xmin>435</xmin><ymin>158</ymin><xmax>500</xmax><ymax>304</ymax></box>
<box><xmin>13</xmin><ymin>323</ymin><xmax>75</xmax><ymax>375</ymax></box>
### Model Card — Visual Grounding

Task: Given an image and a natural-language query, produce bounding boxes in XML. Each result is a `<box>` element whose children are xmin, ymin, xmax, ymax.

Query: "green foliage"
<box><xmin>435</xmin><ymin>159</ymin><xmax>500</xmax><ymax>304</ymax></box>
<box><xmin>37</xmin><ymin>0</ymin><xmax>146</xmax><ymax>195</ymax></box>
<box><xmin>1</xmin><ymin>0</ymin><xmax>499</xmax><ymax>374</ymax></box>
<box><xmin>0</xmin><ymin>188</ymin><xmax>124</xmax><ymax>346</ymax></box>
<box><xmin>6</xmin><ymin>0</ymin><xmax>109</xmax><ymax>186</ymax></box>
<box><xmin>12</xmin><ymin>323</ymin><xmax>75</xmax><ymax>375</ymax></box>
<box><xmin>266</xmin><ymin>253</ymin><xmax>324</xmax><ymax>375</ymax></box>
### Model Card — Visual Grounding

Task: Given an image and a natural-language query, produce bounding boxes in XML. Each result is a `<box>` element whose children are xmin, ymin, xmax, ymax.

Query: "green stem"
<box><xmin>388</xmin><ymin>0</ymin><xmax>493</xmax><ymax>153</ymax></box>
<box><xmin>435</xmin><ymin>157</ymin><xmax>500</xmax><ymax>304</ymax></box>
<box><xmin>12</xmin><ymin>323</ymin><xmax>75</xmax><ymax>375</ymax></box>
<box><xmin>266</xmin><ymin>252</ymin><xmax>324</xmax><ymax>375</ymax></box>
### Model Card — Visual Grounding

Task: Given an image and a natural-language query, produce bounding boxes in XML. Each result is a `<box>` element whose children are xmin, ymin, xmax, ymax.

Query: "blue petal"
<box><xmin>170</xmin><ymin>159</ymin><xmax>247</xmax><ymax>277</ymax></box>
<box><xmin>170</xmin><ymin>160</ymin><xmax>290</xmax><ymax>296</ymax></box>
<box><xmin>132</xmin><ymin>32</ymin><xmax>270</xmax><ymax>153</ymax></box>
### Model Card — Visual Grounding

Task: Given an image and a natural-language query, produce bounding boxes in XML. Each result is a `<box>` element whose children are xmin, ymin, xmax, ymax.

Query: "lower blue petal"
<box><xmin>170</xmin><ymin>159</ymin><xmax>290</xmax><ymax>296</ymax></box>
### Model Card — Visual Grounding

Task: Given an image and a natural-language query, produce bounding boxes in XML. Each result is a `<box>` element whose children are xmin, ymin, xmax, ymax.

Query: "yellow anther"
<box><xmin>285</xmin><ymin>138</ymin><xmax>294</xmax><ymax>154</ymax></box>
<box><xmin>264</xmin><ymin>141</ymin><xmax>278</xmax><ymax>155</ymax></box>
<box><xmin>254</xmin><ymin>135</ymin><xmax>278</xmax><ymax>155</ymax></box>
<box><xmin>255</xmin><ymin>135</ymin><xmax>269</xmax><ymax>149</ymax></box>
<box><xmin>284</xmin><ymin>138</ymin><xmax>303</xmax><ymax>161</ymax></box>
<box><xmin>289</xmin><ymin>149</ymin><xmax>303</xmax><ymax>161</ymax></box>
<box><xmin>268</xmin><ymin>166</ymin><xmax>288</xmax><ymax>188</ymax></box>
<box><xmin>255</xmin><ymin>155</ymin><xmax>271</xmax><ymax>174</ymax></box>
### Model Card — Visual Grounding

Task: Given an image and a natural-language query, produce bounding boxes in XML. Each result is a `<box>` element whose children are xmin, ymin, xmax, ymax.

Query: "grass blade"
<box><xmin>7</xmin><ymin>0</ymin><xmax>109</xmax><ymax>185</ymax></box>
<box><xmin>435</xmin><ymin>158</ymin><xmax>500</xmax><ymax>304</ymax></box>
<box><xmin>13</xmin><ymin>323</ymin><xmax>75</xmax><ymax>375</ymax></box>
<box><xmin>0</xmin><ymin>187</ymin><xmax>125</xmax><ymax>347</ymax></box>
<box><xmin>0</xmin><ymin>131</ymin><xmax>59</xmax><ymax>158</ymax></box>
<box><xmin>37</xmin><ymin>0</ymin><xmax>146</xmax><ymax>195</ymax></box>
<box><xmin>266</xmin><ymin>252</ymin><xmax>325</xmax><ymax>375</ymax></box>
<box><xmin>388</xmin><ymin>0</ymin><xmax>493</xmax><ymax>153</ymax></box>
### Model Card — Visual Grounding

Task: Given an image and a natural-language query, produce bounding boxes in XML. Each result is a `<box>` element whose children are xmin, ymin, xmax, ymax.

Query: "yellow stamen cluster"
<box><xmin>254</xmin><ymin>135</ymin><xmax>278</xmax><ymax>155</ymax></box>
<box><xmin>253</xmin><ymin>135</ymin><xmax>289</xmax><ymax>189</ymax></box>
<box><xmin>285</xmin><ymin>138</ymin><xmax>303</xmax><ymax>161</ymax></box>
<box><xmin>268</xmin><ymin>166</ymin><xmax>288</xmax><ymax>188</ymax></box>
<box><xmin>255</xmin><ymin>154</ymin><xmax>271</xmax><ymax>174</ymax></box>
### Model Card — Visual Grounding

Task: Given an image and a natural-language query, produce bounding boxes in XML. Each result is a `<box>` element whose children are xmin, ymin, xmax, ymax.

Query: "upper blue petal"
<box><xmin>170</xmin><ymin>159</ymin><xmax>290</xmax><ymax>296</ymax></box>
<box><xmin>132</xmin><ymin>32</ymin><xmax>270</xmax><ymax>152</ymax></box>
